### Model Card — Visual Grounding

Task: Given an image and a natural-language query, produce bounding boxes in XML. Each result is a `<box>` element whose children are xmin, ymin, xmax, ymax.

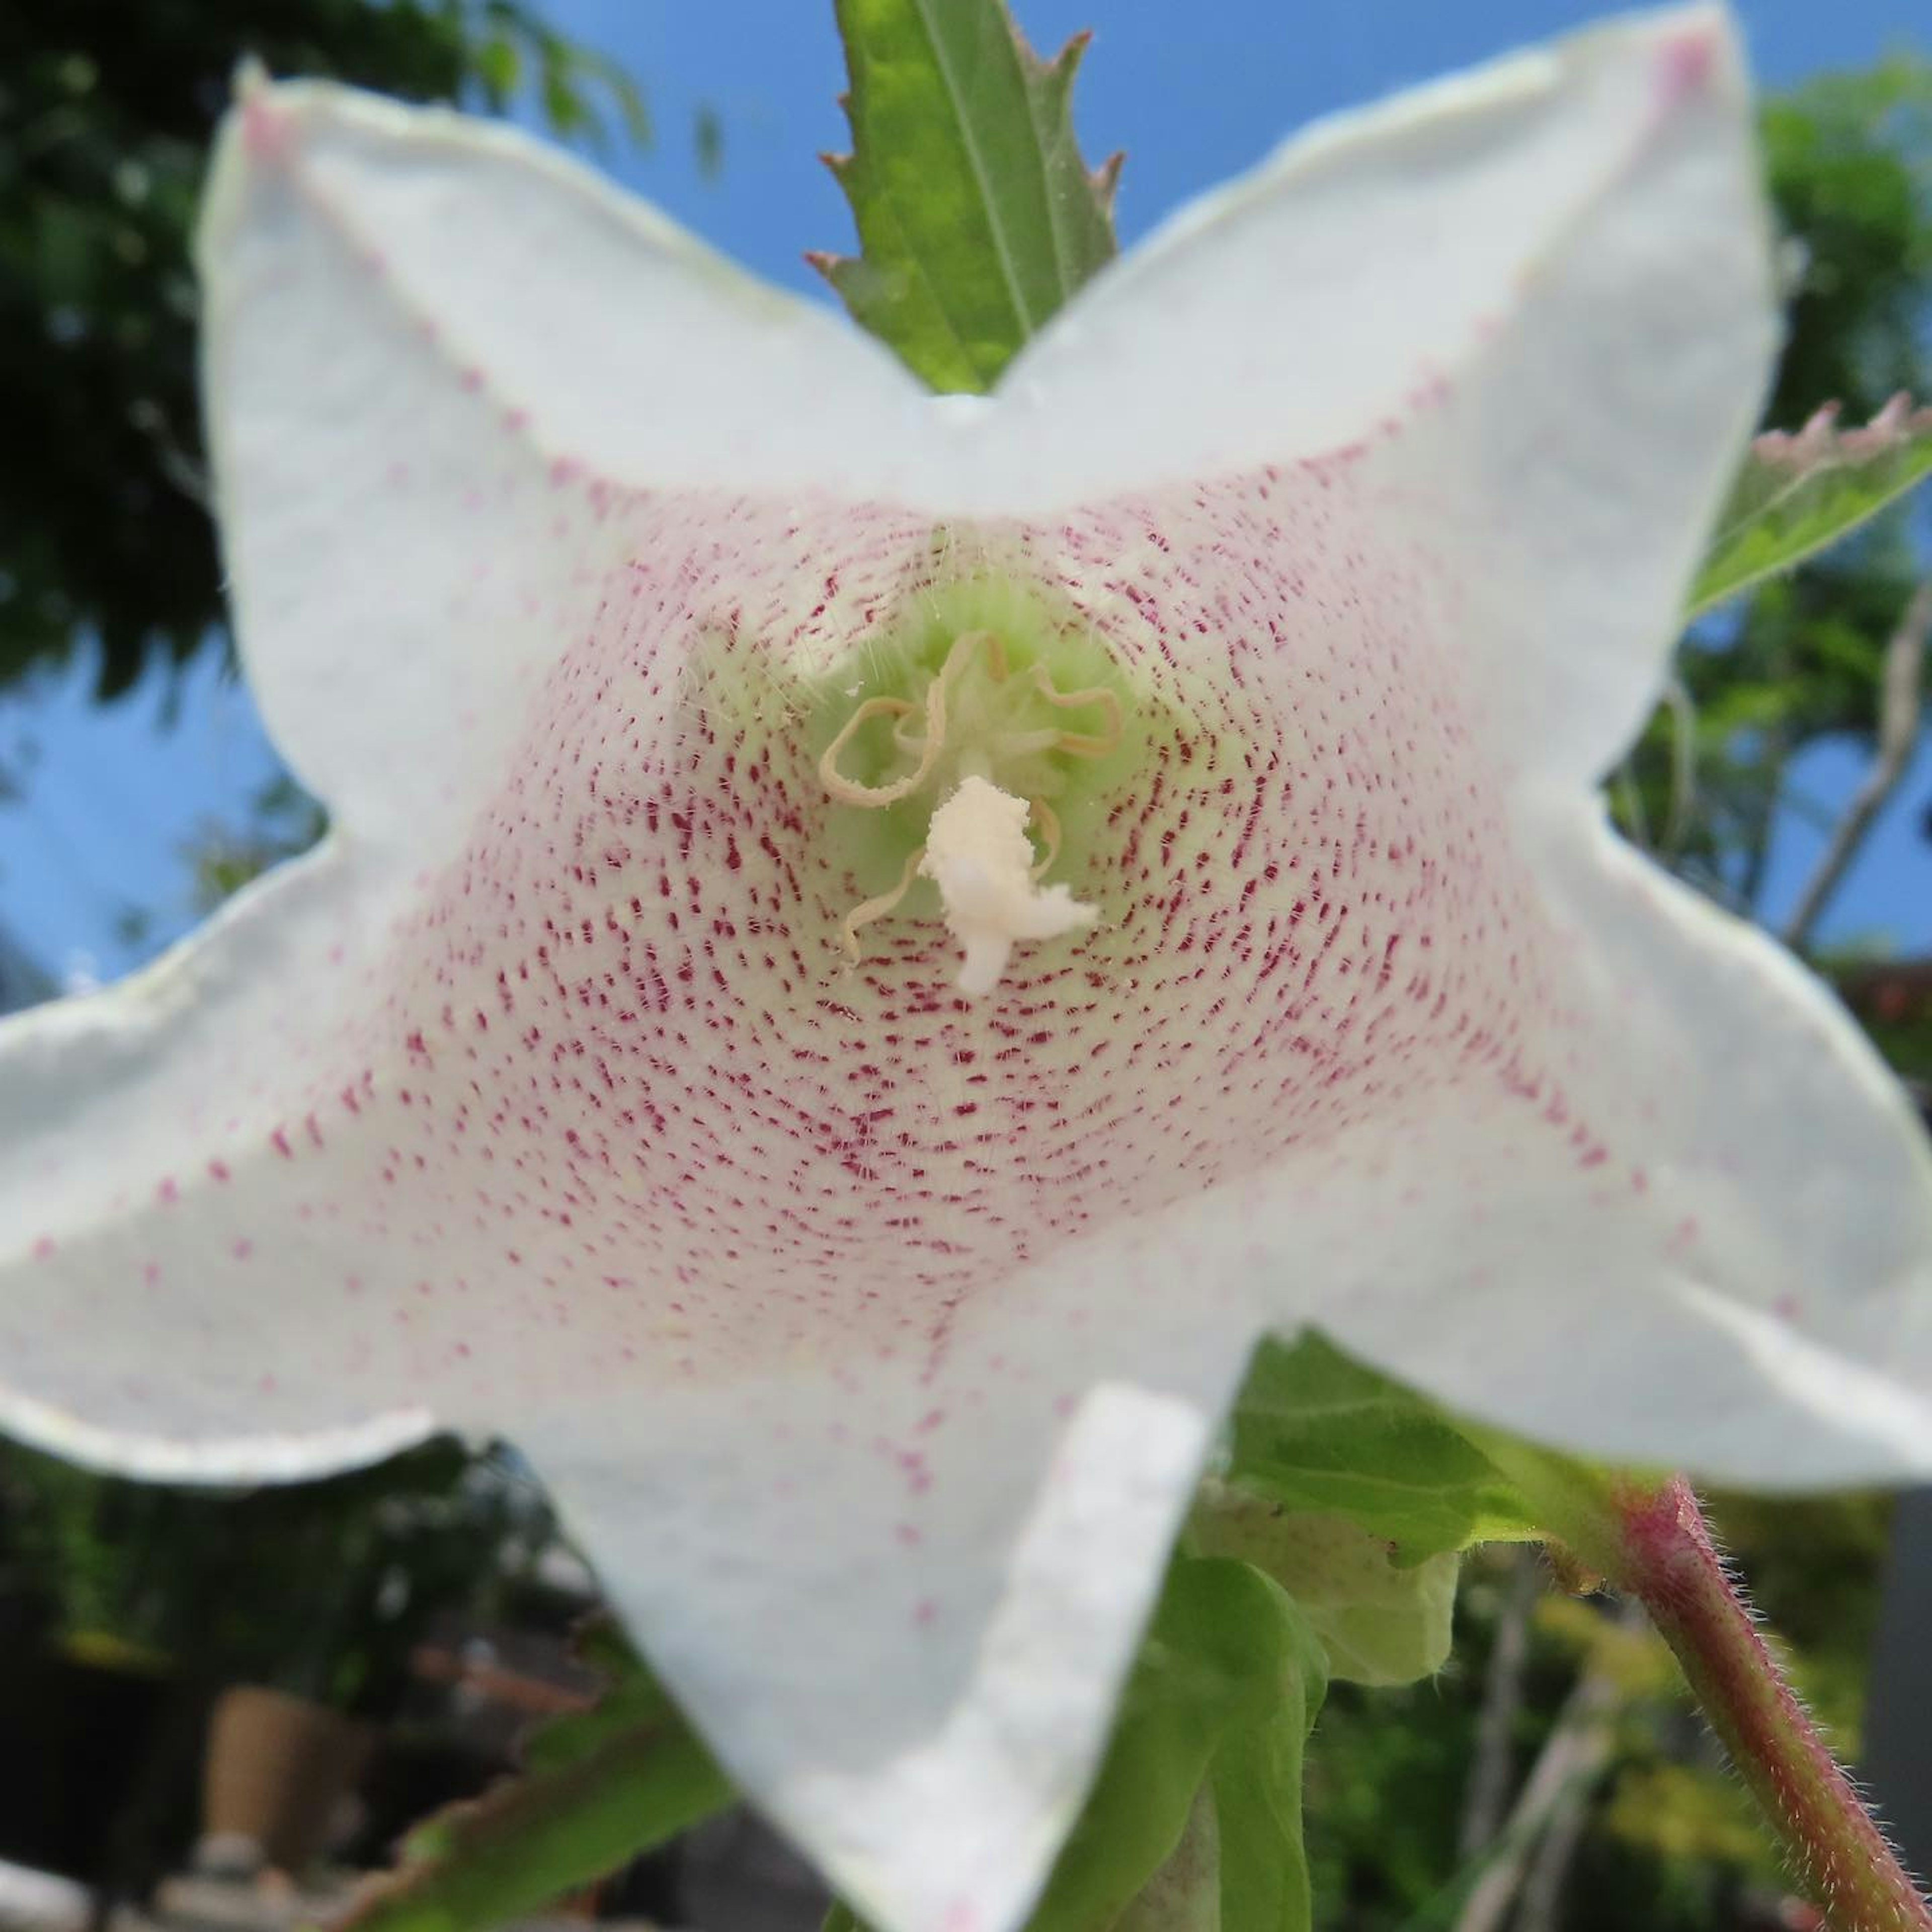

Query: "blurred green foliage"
<box><xmin>0</xmin><ymin>0</ymin><xmax>647</xmax><ymax>700</ymax></box>
<box><xmin>1761</xmin><ymin>57</ymin><xmax>1932</xmax><ymax>425</ymax></box>
<box><xmin>342</xmin><ymin>1619</ymin><xmax>731</xmax><ymax>1932</ymax></box>
<box><xmin>1622</xmin><ymin>57</ymin><xmax>1932</xmax><ymax>927</ymax></box>
<box><xmin>185</xmin><ymin>770</ymin><xmax>328</xmax><ymax>913</ymax></box>
<box><xmin>1297</xmin><ymin>1497</ymin><xmax>1900</xmax><ymax>1932</ymax></box>
<box><xmin>0</xmin><ymin>1433</ymin><xmax>554</xmax><ymax>1716</ymax></box>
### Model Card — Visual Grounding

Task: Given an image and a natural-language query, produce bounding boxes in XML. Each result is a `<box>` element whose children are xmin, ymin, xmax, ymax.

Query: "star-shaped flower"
<box><xmin>3</xmin><ymin>8</ymin><xmax>1929</xmax><ymax>1928</ymax></box>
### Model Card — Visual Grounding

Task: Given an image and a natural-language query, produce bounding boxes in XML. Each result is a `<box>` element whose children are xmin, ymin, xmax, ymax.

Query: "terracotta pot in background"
<box><xmin>201</xmin><ymin>1685</ymin><xmax>374</xmax><ymax>1875</ymax></box>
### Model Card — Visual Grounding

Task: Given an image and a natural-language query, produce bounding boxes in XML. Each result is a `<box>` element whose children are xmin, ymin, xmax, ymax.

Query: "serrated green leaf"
<box><xmin>1031</xmin><ymin>1556</ymin><xmax>1327</xmax><ymax>1932</ymax></box>
<box><xmin>339</xmin><ymin>1631</ymin><xmax>733</xmax><ymax>1932</ymax></box>
<box><xmin>1688</xmin><ymin>396</ymin><xmax>1932</xmax><ymax>619</ymax></box>
<box><xmin>1227</xmin><ymin>1335</ymin><xmax>1540</xmax><ymax>1563</ymax></box>
<box><xmin>1190</xmin><ymin>1482</ymin><xmax>1460</xmax><ymax>1687</ymax></box>
<box><xmin>819</xmin><ymin>0</ymin><xmax>1119</xmax><ymax>392</ymax></box>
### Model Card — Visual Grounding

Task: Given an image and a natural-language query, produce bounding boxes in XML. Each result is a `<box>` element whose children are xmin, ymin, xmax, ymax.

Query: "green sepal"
<box><xmin>1212</xmin><ymin>1676</ymin><xmax>1323</xmax><ymax>1932</ymax></box>
<box><xmin>1688</xmin><ymin>397</ymin><xmax>1932</xmax><ymax>619</ymax></box>
<box><xmin>818</xmin><ymin>0</ymin><xmax>1120</xmax><ymax>392</ymax></box>
<box><xmin>1190</xmin><ymin>1482</ymin><xmax>1461</xmax><ymax>1687</ymax></box>
<box><xmin>336</xmin><ymin>1624</ymin><xmax>734</xmax><ymax>1932</ymax></box>
<box><xmin>1031</xmin><ymin>1554</ymin><xmax>1328</xmax><ymax>1932</ymax></box>
<box><xmin>1226</xmin><ymin>1335</ymin><xmax>1541</xmax><ymax>1564</ymax></box>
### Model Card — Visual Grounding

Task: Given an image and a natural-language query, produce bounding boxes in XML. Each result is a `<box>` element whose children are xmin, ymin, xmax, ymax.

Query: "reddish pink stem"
<box><xmin>1617</xmin><ymin>1478</ymin><xmax>1930</xmax><ymax>1932</ymax></box>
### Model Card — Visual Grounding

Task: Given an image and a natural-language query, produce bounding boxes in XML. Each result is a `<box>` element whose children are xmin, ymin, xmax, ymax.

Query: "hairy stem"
<box><xmin>1617</xmin><ymin>1478</ymin><xmax>1930</xmax><ymax>1932</ymax></box>
<box><xmin>1473</xmin><ymin>1435</ymin><xmax>1931</xmax><ymax>1932</ymax></box>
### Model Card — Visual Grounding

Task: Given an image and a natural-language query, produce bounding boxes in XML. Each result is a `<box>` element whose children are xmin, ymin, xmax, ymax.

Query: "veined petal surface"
<box><xmin>1</xmin><ymin>10</ymin><xmax>1927</xmax><ymax>1932</ymax></box>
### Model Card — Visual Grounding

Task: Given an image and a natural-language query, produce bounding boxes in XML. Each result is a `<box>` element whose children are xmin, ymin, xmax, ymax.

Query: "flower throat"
<box><xmin>814</xmin><ymin>596</ymin><xmax>1136</xmax><ymax>995</ymax></box>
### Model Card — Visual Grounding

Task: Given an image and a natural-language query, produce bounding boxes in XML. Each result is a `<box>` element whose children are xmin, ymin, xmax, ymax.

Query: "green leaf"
<box><xmin>339</xmin><ymin>1628</ymin><xmax>734</xmax><ymax>1932</ymax></box>
<box><xmin>1032</xmin><ymin>1556</ymin><xmax>1327</xmax><ymax>1932</ymax></box>
<box><xmin>818</xmin><ymin>0</ymin><xmax>1120</xmax><ymax>393</ymax></box>
<box><xmin>1227</xmin><ymin>1334</ymin><xmax>1540</xmax><ymax>1563</ymax></box>
<box><xmin>1688</xmin><ymin>396</ymin><xmax>1932</xmax><ymax>619</ymax></box>
<box><xmin>1190</xmin><ymin>1482</ymin><xmax>1461</xmax><ymax>1687</ymax></box>
<box><xmin>473</xmin><ymin>36</ymin><xmax>521</xmax><ymax>106</ymax></box>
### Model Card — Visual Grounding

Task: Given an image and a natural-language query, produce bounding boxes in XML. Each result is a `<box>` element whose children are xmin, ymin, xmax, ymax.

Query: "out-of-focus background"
<box><xmin>0</xmin><ymin>2</ymin><xmax>1927</xmax><ymax>1929</ymax></box>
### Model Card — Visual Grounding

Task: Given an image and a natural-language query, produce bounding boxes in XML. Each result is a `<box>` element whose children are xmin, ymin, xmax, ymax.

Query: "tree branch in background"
<box><xmin>1783</xmin><ymin>580</ymin><xmax>1932</xmax><ymax>951</ymax></box>
<box><xmin>1451</xmin><ymin>1602</ymin><xmax>1643</xmax><ymax>1932</ymax></box>
<box><xmin>1514</xmin><ymin>1759</ymin><xmax>1597</xmax><ymax>1932</ymax></box>
<box><xmin>1459</xmin><ymin>1549</ymin><xmax>1544</xmax><ymax>1863</ymax></box>
<box><xmin>1736</xmin><ymin>646</ymin><xmax>1796</xmax><ymax>923</ymax></box>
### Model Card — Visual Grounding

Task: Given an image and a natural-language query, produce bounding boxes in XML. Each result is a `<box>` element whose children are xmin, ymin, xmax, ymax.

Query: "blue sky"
<box><xmin>2</xmin><ymin>0</ymin><xmax>1928</xmax><ymax>989</ymax></box>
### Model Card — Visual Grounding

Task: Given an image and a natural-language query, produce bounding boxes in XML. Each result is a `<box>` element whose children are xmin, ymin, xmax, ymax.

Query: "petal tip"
<box><xmin>1640</xmin><ymin>1</ymin><xmax>1751</xmax><ymax>116</ymax></box>
<box><xmin>233</xmin><ymin>62</ymin><xmax>298</xmax><ymax>168</ymax></box>
<box><xmin>1654</xmin><ymin>23</ymin><xmax>1719</xmax><ymax>109</ymax></box>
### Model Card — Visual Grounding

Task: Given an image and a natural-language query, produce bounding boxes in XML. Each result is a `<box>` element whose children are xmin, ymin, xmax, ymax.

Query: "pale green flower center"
<box><xmin>819</xmin><ymin>627</ymin><xmax>1125</xmax><ymax>989</ymax></box>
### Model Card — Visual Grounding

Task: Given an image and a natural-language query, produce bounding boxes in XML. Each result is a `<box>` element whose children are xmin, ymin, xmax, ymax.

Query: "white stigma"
<box><xmin>919</xmin><ymin>776</ymin><xmax>1098</xmax><ymax>996</ymax></box>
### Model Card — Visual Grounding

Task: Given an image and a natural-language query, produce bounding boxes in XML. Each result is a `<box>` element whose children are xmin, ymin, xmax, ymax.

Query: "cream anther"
<box><xmin>919</xmin><ymin>777</ymin><xmax>1097</xmax><ymax>996</ymax></box>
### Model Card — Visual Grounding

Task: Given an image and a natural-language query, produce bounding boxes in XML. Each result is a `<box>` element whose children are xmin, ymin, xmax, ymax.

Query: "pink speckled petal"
<box><xmin>199</xmin><ymin>76</ymin><xmax>934</xmax><ymax>847</ymax></box>
<box><xmin>983</xmin><ymin>452</ymin><xmax>1932</xmax><ymax>1489</ymax></box>
<box><xmin>996</xmin><ymin>4</ymin><xmax>1775</xmax><ymax>783</ymax></box>
<box><xmin>1</xmin><ymin>10</ymin><xmax>1927</xmax><ymax>1932</ymax></box>
<box><xmin>0</xmin><ymin>843</ymin><xmax>438</xmax><ymax>1475</ymax></box>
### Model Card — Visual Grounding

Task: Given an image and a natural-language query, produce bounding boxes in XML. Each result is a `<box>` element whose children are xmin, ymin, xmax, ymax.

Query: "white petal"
<box><xmin>1458</xmin><ymin>799</ymin><xmax>1932</xmax><ymax>1480</ymax></box>
<box><xmin>982</xmin><ymin>485</ymin><xmax>1932</xmax><ymax>1491</ymax></box>
<box><xmin>0</xmin><ymin>75</ymin><xmax>930</xmax><ymax>1473</ymax></box>
<box><xmin>1038</xmin><ymin>796</ymin><xmax>1932</xmax><ymax>1487</ymax></box>
<box><xmin>200</xmin><ymin>78</ymin><xmax>931</xmax><ymax>847</ymax></box>
<box><xmin>0</xmin><ymin>847</ymin><xmax>436</xmax><ymax>1475</ymax></box>
<box><xmin>526</xmin><ymin>1375</ymin><xmax>1225</xmax><ymax>1932</ymax></box>
<box><xmin>0</xmin><ymin>471</ymin><xmax>1242</xmax><ymax>1930</ymax></box>
<box><xmin>988</xmin><ymin>3</ymin><xmax>1773</xmax><ymax>783</ymax></box>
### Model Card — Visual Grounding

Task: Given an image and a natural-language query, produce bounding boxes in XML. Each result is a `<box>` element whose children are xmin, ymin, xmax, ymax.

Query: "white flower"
<box><xmin>1</xmin><ymin>10</ymin><xmax>1927</xmax><ymax>1929</ymax></box>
